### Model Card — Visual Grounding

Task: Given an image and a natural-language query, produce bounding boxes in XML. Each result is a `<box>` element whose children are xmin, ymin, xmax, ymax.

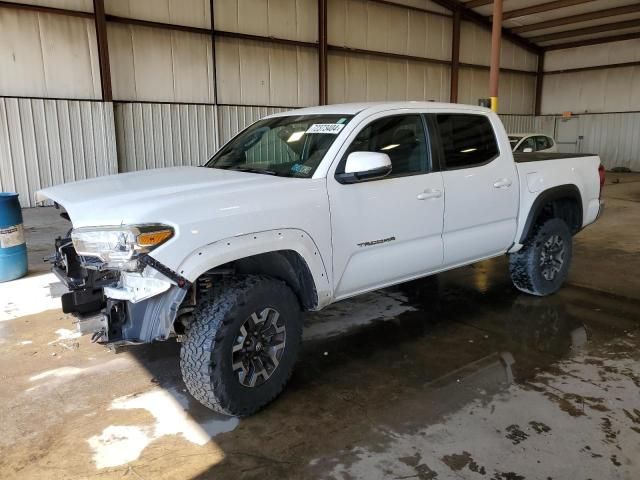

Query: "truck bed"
<box><xmin>513</xmin><ymin>152</ymin><xmax>596</xmax><ymax>163</ymax></box>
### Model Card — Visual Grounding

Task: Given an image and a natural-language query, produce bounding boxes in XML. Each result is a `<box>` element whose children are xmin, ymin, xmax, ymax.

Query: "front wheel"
<box><xmin>180</xmin><ymin>275</ymin><xmax>302</xmax><ymax>416</ymax></box>
<box><xmin>509</xmin><ymin>218</ymin><xmax>573</xmax><ymax>296</ymax></box>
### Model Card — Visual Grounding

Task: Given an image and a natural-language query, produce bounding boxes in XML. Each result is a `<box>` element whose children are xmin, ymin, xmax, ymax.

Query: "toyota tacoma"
<box><xmin>37</xmin><ymin>102</ymin><xmax>605</xmax><ymax>416</ymax></box>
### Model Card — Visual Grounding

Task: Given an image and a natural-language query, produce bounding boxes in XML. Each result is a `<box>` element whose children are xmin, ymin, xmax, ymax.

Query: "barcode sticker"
<box><xmin>0</xmin><ymin>224</ymin><xmax>24</xmax><ymax>248</ymax></box>
<box><xmin>306</xmin><ymin>124</ymin><xmax>345</xmax><ymax>134</ymax></box>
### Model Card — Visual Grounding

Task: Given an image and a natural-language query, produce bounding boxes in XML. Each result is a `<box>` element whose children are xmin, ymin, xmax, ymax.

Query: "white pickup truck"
<box><xmin>38</xmin><ymin>102</ymin><xmax>605</xmax><ymax>416</ymax></box>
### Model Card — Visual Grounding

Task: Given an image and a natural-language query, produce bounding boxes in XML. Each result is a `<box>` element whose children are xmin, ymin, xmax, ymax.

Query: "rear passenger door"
<box><xmin>430</xmin><ymin>113</ymin><xmax>518</xmax><ymax>265</ymax></box>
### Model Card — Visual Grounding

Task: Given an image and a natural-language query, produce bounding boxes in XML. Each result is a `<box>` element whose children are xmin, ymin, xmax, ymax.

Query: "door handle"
<box><xmin>417</xmin><ymin>189</ymin><xmax>442</xmax><ymax>200</ymax></box>
<box><xmin>493</xmin><ymin>178</ymin><xmax>513</xmax><ymax>189</ymax></box>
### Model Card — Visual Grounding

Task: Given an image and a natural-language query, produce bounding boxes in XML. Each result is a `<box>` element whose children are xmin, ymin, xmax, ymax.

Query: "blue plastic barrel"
<box><xmin>0</xmin><ymin>193</ymin><xmax>28</xmax><ymax>282</ymax></box>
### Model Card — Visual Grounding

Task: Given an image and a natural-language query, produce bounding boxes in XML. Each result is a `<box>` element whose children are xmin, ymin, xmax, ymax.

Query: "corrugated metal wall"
<box><xmin>500</xmin><ymin>114</ymin><xmax>555</xmax><ymax>137</ymax></box>
<box><xmin>577</xmin><ymin>113</ymin><xmax>640</xmax><ymax>171</ymax></box>
<box><xmin>500</xmin><ymin>113</ymin><xmax>640</xmax><ymax>171</ymax></box>
<box><xmin>214</xmin><ymin>0</ymin><xmax>317</xmax><ymax>42</ymax></box>
<box><xmin>106</xmin><ymin>0</ymin><xmax>211</xmax><ymax>29</ymax></box>
<box><xmin>215</xmin><ymin>38</ymin><xmax>318</xmax><ymax>107</ymax></box>
<box><xmin>326</xmin><ymin>0</ymin><xmax>452</xmax><ymax>104</ymax></box>
<box><xmin>460</xmin><ymin>21</ymin><xmax>537</xmax><ymax>72</ymax></box>
<box><xmin>459</xmin><ymin>20</ymin><xmax>537</xmax><ymax>115</ymax></box>
<box><xmin>107</xmin><ymin>23</ymin><xmax>215</xmax><ymax>103</ymax></box>
<box><xmin>542</xmin><ymin>66</ymin><xmax>640</xmax><ymax>115</ymax></box>
<box><xmin>383</xmin><ymin>0</ymin><xmax>449</xmax><ymax>15</ymax></box>
<box><xmin>545</xmin><ymin>38</ymin><xmax>640</xmax><ymax>72</ymax></box>
<box><xmin>114</xmin><ymin>103</ymin><xmax>217</xmax><ymax>172</ymax></box>
<box><xmin>328</xmin><ymin>52</ymin><xmax>450</xmax><ymax>103</ymax></box>
<box><xmin>8</xmin><ymin>0</ymin><xmax>638</xmax><ymax>212</ymax></box>
<box><xmin>0</xmin><ymin>98</ymin><xmax>117</xmax><ymax>207</ymax></box>
<box><xmin>0</xmin><ymin>8</ymin><xmax>101</xmax><ymax>99</ymax></box>
<box><xmin>328</xmin><ymin>0</ymin><xmax>452</xmax><ymax>61</ymax></box>
<box><xmin>542</xmin><ymin>39</ymin><xmax>640</xmax><ymax>115</ymax></box>
<box><xmin>217</xmin><ymin>105</ymin><xmax>290</xmax><ymax>144</ymax></box>
<box><xmin>16</xmin><ymin>0</ymin><xmax>92</xmax><ymax>11</ymax></box>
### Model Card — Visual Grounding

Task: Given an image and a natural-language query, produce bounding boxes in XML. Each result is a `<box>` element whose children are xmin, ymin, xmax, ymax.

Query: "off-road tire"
<box><xmin>180</xmin><ymin>275</ymin><xmax>302</xmax><ymax>416</ymax></box>
<box><xmin>509</xmin><ymin>218</ymin><xmax>572</xmax><ymax>296</ymax></box>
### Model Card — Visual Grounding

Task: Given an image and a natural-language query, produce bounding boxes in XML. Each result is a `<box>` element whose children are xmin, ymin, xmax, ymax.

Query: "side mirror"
<box><xmin>335</xmin><ymin>152</ymin><xmax>392</xmax><ymax>184</ymax></box>
<box><xmin>523</xmin><ymin>147</ymin><xmax>534</xmax><ymax>153</ymax></box>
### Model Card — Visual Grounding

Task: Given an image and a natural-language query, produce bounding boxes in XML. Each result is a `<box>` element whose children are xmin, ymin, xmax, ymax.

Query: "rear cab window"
<box><xmin>508</xmin><ymin>136</ymin><xmax>522</xmax><ymax>150</ymax></box>
<box><xmin>517</xmin><ymin>137</ymin><xmax>536</xmax><ymax>152</ymax></box>
<box><xmin>433</xmin><ymin>114</ymin><xmax>499</xmax><ymax>169</ymax></box>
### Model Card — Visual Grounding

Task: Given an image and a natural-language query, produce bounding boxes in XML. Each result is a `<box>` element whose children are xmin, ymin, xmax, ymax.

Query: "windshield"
<box><xmin>205</xmin><ymin>114</ymin><xmax>353</xmax><ymax>178</ymax></box>
<box><xmin>508</xmin><ymin>136</ymin><xmax>523</xmax><ymax>149</ymax></box>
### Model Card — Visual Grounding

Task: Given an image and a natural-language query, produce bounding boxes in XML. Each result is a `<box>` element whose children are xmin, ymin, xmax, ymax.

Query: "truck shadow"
<box><xmin>119</xmin><ymin>257</ymin><xmax>635</xmax><ymax>479</ymax></box>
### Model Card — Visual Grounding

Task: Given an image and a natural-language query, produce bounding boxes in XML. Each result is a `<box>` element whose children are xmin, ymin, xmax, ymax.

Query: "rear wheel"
<box><xmin>180</xmin><ymin>275</ymin><xmax>302</xmax><ymax>416</ymax></box>
<box><xmin>509</xmin><ymin>218</ymin><xmax>572</xmax><ymax>296</ymax></box>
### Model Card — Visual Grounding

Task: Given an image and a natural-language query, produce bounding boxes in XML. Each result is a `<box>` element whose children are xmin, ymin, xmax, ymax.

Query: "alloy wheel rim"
<box><xmin>539</xmin><ymin>234</ymin><xmax>565</xmax><ymax>281</ymax></box>
<box><xmin>231</xmin><ymin>307</ymin><xmax>286</xmax><ymax>387</ymax></box>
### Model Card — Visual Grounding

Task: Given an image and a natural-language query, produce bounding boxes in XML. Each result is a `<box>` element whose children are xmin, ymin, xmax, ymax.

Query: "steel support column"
<box><xmin>210</xmin><ymin>0</ymin><xmax>218</xmax><ymax>105</ymax></box>
<box><xmin>489</xmin><ymin>0</ymin><xmax>503</xmax><ymax>112</ymax></box>
<box><xmin>535</xmin><ymin>52</ymin><xmax>544</xmax><ymax>116</ymax></box>
<box><xmin>93</xmin><ymin>0</ymin><xmax>112</xmax><ymax>101</ymax></box>
<box><xmin>318</xmin><ymin>0</ymin><xmax>328</xmax><ymax>105</ymax></box>
<box><xmin>450</xmin><ymin>8</ymin><xmax>461</xmax><ymax>103</ymax></box>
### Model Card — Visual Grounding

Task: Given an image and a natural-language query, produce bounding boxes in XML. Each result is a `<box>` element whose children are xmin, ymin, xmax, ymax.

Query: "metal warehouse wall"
<box><xmin>542</xmin><ymin>39</ymin><xmax>640</xmax><ymax>115</ymax></box>
<box><xmin>107</xmin><ymin>23</ymin><xmax>215</xmax><ymax>103</ymax></box>
<box><xmin>327</xmin><ymin>0</ymin><xmax>451</xmax><ymax>103</ymax></box>
<box><xmin>1</xmin><ymin>0</ymin><xmax>547</xmax><ymax>206</ymax></box>
<box><xmin>501</xmin><ymin>113</ymin><xmax>640</xmax><ymax>172</ymax></box>
<box><xmin>532</xmin><ymin>38</ymin><xmax>640</xmax><ymax>172</ymax></box>
<box><xmin>500</xmin><ymin>114</ymin><xmax>555</xmax><ymax>137</ymax></box>
<box><xmin>114</xmin><ymin>103</ymin><xmax>217</xmax><ymax>173</ymax></box>
<box><xmin>0</xmin><ymin>8</ymin><xmax>100</xmax><ymax>99</ymax></box>
<box><xmin>216</xmin><ymin>38</ymin><xmax>318</xmax><ymax>107</ymax></box>
<box><xmin>0</xmin><ymin>98</ymin><xmax>117</xmax><ymax>207</ymax></box>
<box><xmin>459</xmin><ymin>20</ymin><xmax>537</xmax><ymax>114</ymax></box>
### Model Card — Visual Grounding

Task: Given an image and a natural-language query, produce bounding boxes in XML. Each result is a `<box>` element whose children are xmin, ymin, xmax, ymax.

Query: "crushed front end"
<box><xmin>49</xmin><ymin>221</ymin><xmax>192</xmax><ymax>347</ymax></box>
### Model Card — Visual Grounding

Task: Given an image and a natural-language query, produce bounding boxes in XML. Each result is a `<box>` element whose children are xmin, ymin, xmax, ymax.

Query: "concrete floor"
<box><xmin>1</xmin><ymin>174</ymin><xmax>639</xmax><ymax>480</ymax></box>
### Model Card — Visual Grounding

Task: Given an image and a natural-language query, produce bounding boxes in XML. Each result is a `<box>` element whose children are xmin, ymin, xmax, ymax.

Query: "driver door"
<box><xmin>327</xmin><ymin>113</ymin><xmax>444</xmax><ymax>299</ymax></box>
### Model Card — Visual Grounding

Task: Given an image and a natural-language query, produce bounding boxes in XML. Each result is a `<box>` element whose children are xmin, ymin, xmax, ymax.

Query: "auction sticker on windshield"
<box><xmin>306</xmin><ymin>124</ymin><xmax>345</xmax><ymax>134</ymax></box>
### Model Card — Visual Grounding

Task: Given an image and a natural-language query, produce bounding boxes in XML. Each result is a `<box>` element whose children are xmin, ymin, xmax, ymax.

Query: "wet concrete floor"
<box><xmin>0</xmin><ymin>174</ymin><xmax>639</xmax><ymax>479</ymax></box>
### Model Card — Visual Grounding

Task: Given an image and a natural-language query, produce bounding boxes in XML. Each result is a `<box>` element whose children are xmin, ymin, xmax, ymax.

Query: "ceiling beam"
<box><xmin>512</xmin><ymin>4</ymin><xmax>640</xmax><ymax>34</ymax></box>
<box><xmin>543</xmin><ymin>31</ymin><xmax>640</xmax><ymax>51</ymax></box>
<box><xmin>430</xmin><ymin>0</ymin><xmax>541</xmax><ymax>53</ymax></box>
<box><xmin>530</xmin><ymin>19</ymin><xmax>640</xmax><ymax>43</ymax></box>
<box><xmin>369</xmin><ymin>0</ymin><xmax>451</xmax><ymax>18</ymax></box>
<box><xmin>546</xmin><ymin>60</ymin><xmax>640</xmax><ymax>75</ymax></box>
<box><xmin>0</xmin><ymin>0</ymin><xmax>92</xmax><ymax>18</ymax></box>
<box><xmin>503</xmin><ymin>0</ymin><xmax>597</xmax><ymax>21</ymax></box>
<box><xmin>464</xmin><ymin>0</ymin><xmax>493</xmax><ymax>7</ymax></box>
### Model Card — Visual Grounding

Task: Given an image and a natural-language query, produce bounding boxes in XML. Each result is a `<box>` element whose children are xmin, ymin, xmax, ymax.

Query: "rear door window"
<box><xmin>434</xmin><ymin>114</ymin><xmax>499</xmax><ymax>169</ymax></box>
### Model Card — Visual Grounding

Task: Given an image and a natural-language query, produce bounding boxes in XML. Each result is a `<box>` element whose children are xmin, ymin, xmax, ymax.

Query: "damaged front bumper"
<box><xmin>52</xmin><ymin>236</ymin><xmax>190</xmax><ymax>346</ymax></box>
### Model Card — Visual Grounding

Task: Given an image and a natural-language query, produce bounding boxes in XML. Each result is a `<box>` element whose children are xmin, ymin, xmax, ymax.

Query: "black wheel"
<box><xmin>180</xmin><ymin>275</ymin><xmax>302</xmax><ymax>416</ymax></box>
<box><xmin>509</xmin><ymin>218</ymin><xmax>572</xmax><ymax>296</ymax></box>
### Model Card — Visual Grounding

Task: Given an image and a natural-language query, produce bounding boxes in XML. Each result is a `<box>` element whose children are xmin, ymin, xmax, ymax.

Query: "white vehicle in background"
<box><xmin>38</xmin><ymin>102</ymin><xmax>604</xmax><ymax>416</ymax></box>
<box><xmin>509</xmin><ymin>133</ymin><xmax>557</xmax><ymax>153</ymax></box>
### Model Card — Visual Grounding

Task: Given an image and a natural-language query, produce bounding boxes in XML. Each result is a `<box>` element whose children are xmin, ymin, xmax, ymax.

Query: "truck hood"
<box><xmin>36</xmin><ymin>167</ymin><xmax>298</xmax><ymax>227</ymax></box>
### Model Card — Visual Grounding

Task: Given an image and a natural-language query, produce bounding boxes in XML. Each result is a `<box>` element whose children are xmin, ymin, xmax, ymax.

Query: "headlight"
<box><xmin>71</xmin><ymin>224</ymin><xmax>174</xmax><ymax>269</ymax></box>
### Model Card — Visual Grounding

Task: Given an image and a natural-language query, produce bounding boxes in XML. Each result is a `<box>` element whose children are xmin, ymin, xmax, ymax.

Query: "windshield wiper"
<box><xmin>229</xmin><ymin>166</ymin><xmax>279</xmax><ymax>176</ymax></box>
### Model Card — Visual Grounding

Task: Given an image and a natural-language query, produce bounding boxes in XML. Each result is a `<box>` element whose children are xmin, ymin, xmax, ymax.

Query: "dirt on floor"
<box><xmin>0</xmin><ymin>174</ymin><xmax>639</xmax><ymax>480</ymax></box>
